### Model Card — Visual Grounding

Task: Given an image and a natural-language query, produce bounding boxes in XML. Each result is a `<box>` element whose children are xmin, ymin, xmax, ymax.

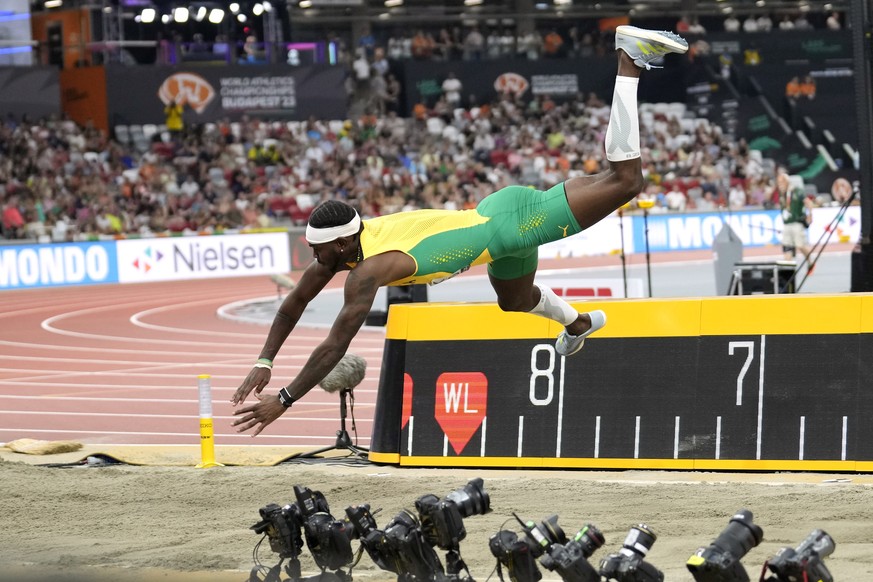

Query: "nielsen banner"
<box><xmin>116</xmin><ymin>233</ymin><xmax>291</xmax><ymax>283</ymax></box>
<box><xmin>0</xmin><ymin>242</ymin><xmax>118</xmax><ymax>290</ymax></box>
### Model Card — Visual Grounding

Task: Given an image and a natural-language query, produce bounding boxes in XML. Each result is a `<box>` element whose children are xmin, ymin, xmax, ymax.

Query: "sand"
<box><xmin>2</xmin><ymin>457</ymin><xmax>872</xmax><ymax>582</ymax></box>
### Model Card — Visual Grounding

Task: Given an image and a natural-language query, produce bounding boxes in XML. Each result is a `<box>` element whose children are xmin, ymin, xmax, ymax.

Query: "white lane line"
<box><xmin>40</xmin><ymin>292</ymin><xmax>324</xmax><ymax>344</ymax></box>
<box><xmin>0</xmin><ymin>410</ymin><xmax>374</xmax><ymax>421</ymax></box>
<box><xmin>0</xmin><ymin>383</ymin><xmax>379</xmax><ymax>394</ymax></box>
<box><xmin>0</xmin><ymin>351</ymin><xmax>383</xmax><ymax>368</ymax></box>
<box><xmin>0</xmin><ymin>338</ymin><xmax>384</xmax><ymax>357</ymax></box>
<box><xmin>0</xmin><ymin>427</ymin><xmax>371</xmax><ymax>442</ymax></box>
<box><xmin>130</xmin><ymin>299</ymin><xmax>275</xmax><ymax>337</ymax></box>
<box><xmin>0</xmin><ymin>395</ymin><xmax>377</xmax><ymax>404</ymax></box>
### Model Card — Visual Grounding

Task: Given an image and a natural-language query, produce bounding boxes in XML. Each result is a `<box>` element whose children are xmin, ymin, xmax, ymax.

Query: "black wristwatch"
<box><xmin>277</xmin><ymin>387</ymin><xmax>296</xmax><ymax>408</ymax></box>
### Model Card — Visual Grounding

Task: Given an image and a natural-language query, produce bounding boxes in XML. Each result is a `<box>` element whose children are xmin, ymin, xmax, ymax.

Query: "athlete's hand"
<box><xmin>231</xmin><ymin>367</ymin><xmax>271</xmax><ymax>406</ymax></box>
<box><xmin>232</xmin><ymin>393</ymin><xmax>286</xmax><ymax>437</ymax></box>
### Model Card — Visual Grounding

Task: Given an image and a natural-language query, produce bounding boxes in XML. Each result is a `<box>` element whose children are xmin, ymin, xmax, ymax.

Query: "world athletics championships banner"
<box><xmin>105</xmin><ymin>64</ymin><xmax>347</xmax><ymax>125</ymax></box>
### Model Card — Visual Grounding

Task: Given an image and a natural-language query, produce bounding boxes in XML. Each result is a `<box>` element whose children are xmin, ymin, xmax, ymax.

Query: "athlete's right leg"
<box><xmin>564</xmin><ymin>26</ymin><xmax>688</xmax><ymax>230</ymax></box>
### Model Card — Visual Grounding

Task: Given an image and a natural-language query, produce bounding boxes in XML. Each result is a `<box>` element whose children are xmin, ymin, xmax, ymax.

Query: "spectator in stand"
<box><xmin>794</xmin><ymin>13</ymin><xmax>813</xmax><ymax>30</ymax></box>
<box><xmin>371</xmin><ymin>47</ymin><xmax>389</xmax><ymax>78</ymax></box>
<box><xmin>778</xmin><ymin>15</ymin><xmax>796</xmax><ymax>30</ymax></box>
<box><xmin>441</xmin><ymin>72</ymin><xmax>463</xmax><ymax>109</ymax></box>
<box><xmin>675</xmin><ymin>16</ymin><xmax>691</xmax><ymax>33</ymax></box>
<box><xmin>743</xmin><ymin>15</ymin><xmax>759</xmax><ymax>32</ymax></box>
<box><xmin>518</xmin><ymin>29</ymin><xmax>542</xmax><ymax>60</ymax></box>
<box><xmin>799</xmin><ymin>75</ymin><xmax>817</xmax><ymax>99</ymax></box>
<box><xmin>463</xmin><ymin>26</ymin><xmax>485</xmax><ymax>60</ymax></box>
<box><xmin>164</xmin><ymin>99</ymin><xmax>184</xmax><ymax>138</ymax></box>
<box><xmin>411</xmin><ymin>30</ymin><xmax>435</xmax><ymax>60</ymax></box>
<box><xmin>688</xmin><ymin>17</ymin><xmax>706</xmax><ymax>35</ymax></box>
<box><xmin>785</xmin><ymin>76</ymin><xmax>802</xmax><ymax>99</ymax></box>
<box><xmin>723</xmin><ymin>14</ymin><xmax>741</xmax><ymax>32</ymax></box>
<box><xmin>383</xmin><ymin>74</ymin><xmax>401</xmax><ymax>114</ymax></box>
<box><xmin>757</xmin><ymin>13</ymin><xmax>773</xmax><ymax>31</ymax></box>
<box><xmin>486</xmin><ymin>29</ymin><xmax>503</xmax><ymax>59</ymax></box>
<box><xmin>728</xmin><ymin>181</ymin><xmax>748</xmax><ymax>210</ymax></box>
<box><xmin>664</xmin><ymin>184</ymin><xmax>687</xmax><ymax>212</ymax></box>
<box><xmin>543</xmin><ymin>29</ymin><xmax>565</xmax><ymax>58</ymax></box>
<box><xmin>1</xmin><ymin>193</ymin><xmax>25</xmax><ymax>239</ymax></box>
<box><xmin>826</xmin><ymin>11</ymin><xmax>842</xmax><ymax>30</ymax></box>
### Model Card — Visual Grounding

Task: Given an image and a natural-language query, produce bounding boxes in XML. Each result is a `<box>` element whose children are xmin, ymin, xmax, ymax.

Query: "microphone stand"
<box><xmin>286</xmin><ymin>388</ymin><xmax>370</xmax><ymax>461</ymax></box>
<box><xmin>637</xmin><ymin>198</ymin><xmax>655</xmax><ymax>297</ymax></box>
<box><xmin>618</xmin><ymin>206</ymin><xmax>628</xmax><ymax>297</ymax></box>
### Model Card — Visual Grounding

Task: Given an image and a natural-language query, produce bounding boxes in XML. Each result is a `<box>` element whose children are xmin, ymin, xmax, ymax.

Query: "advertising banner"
<box><xmin>106</xmin><ymin>64</ymin><xmax>347</xmax><ymax>125</ymax></box>
<box><xmin>0</xmin><ymin>241</ymin><xmax>118</xmax><ymax>290</ymax></box>
<box><xmin>399</xmin><ymin>58</ymin><xmax>686</xmax><ymax>114</ymax></box>
<box><xmin>116</xmin><ymin>233</ymin><xmax>290</xmax><ymax>283</ymax></box>
<box><xmin>632</xmin><ymin>207</ymin><xmax>859</xmax><ymax>253</ymax></box>
<box><xmin>538</xmin><ymin>216</ymin><xmax>631</xmax><ymax>258</ymax></box>
<box><xmin>0</xmin><ymin>67</ymin><xmax>60</xmax><ymax>120</ymax></box>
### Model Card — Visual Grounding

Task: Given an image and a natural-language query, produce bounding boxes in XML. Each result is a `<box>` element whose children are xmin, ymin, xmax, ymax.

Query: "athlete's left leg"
<box><xmin>488</xmin><ymin>258</ymin><xmax>605</xmax><ymax>356</ymax></box>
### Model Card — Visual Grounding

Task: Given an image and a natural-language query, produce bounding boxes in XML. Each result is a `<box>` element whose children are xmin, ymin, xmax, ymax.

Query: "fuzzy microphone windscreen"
<box><xmin>319</xmin><ymin>353</ymin><xmax>367</xmax><ymax>393</ymax></box>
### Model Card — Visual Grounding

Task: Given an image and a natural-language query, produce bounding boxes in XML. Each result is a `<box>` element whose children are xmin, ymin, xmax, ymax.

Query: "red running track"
<box><xmin>0</xmin><ymin>276</ymin><xmax>384</xmax><ymax>448</ymax></box>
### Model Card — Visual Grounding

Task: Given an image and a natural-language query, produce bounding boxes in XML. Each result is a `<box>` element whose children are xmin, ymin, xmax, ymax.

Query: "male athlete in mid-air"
<box><xmin>232</xmin><ymin>26</ymin><xmax>689</xmax><ymax>436</ymax></box>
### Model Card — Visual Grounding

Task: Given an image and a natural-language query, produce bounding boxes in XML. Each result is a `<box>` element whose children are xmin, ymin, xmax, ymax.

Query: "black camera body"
<box><xmin>292</xmin><ymin>485</ymin><xmax>358</xmax><ymax>572</ymax></box>
<box><xmin>251</xmin><ymin>502</ymin><xmax>306</xmax><ymax>560</ymax></box>
<box><xmin>346</xmin><ymin>504</ymin><xmax>450</xmax><ymax>581</ymax></box>
<box><xmin>598</xmin><ymin>524</ymin><xmax>664</xmax><ymax>582</ymax></box>
<box><xmin>417</xmin><ymin>476</ymin><xmax>491</xmax><ymax>552</ymax></box>
<box><xmin>416</xmin><ymin>493</ymin><xmax>467</xmax><ymax>550</ymax></box>
<box><xmin>489</xmin><ymin>529</ymin><xmax>543</xmax><ymax>582</ymax></box>
<box><xmin>686</xmin><ymin>509</ymin><xmax>764</xmax><ymax>582</ymax></box>
<box><xmin>764</xmin><ymin>529</ymin><xmax>835</xmax><ymax>582</ymax></box>
<box><xmin>346</xmin><ymin>479</ymin><xmax>491</xmax><ymax>582</ymax></box>
<box><xmin>512</xmin><ymin>513</ymin><xmax>603</xmax><ymax>582</ymax></box>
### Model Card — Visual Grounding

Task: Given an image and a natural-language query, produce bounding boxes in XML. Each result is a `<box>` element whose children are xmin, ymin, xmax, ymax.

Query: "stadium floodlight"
<box><xmin>208</xmin><ymin>7</ymin><xmax>224</xmax><ymax>22</ymax></box>
<box><xmin>253</xmin><ymin>3</ymin><xmax>264</xmax><ymax>15</ymax></box>
<box><xmin>174</xmin><ymin>6</ymin><xmax>189</xmax><ymax>22</ymax></box>
<box><xmin>194</xmin><ymin>6</ymin><xmax>207</xmax><ymax>21</ymax></box>
<box><xmin>262</xmin><ymin>1</ymin><xmax>272</xmax><ymax>11</ymax></box>
<box><xmin>299</xmin><ymin>0</ymin><xmax>312</xmax><ymax>7</ymax></box>
<box><xmin>161</xmin><ymin>13</ymin><xmax>171</xmax><ymax>23</ymax></box>
<box><xmin>237</xmin><ymin>13</ymin><xmax>247</xmax><ymax>22</ymax></box>
<box><xmin>229</xmin><ymin>2</ymin><xmax>240</xmax><ymax>13</ymax></box>
<box><xmin>44</xmin><ymin>0</ymin><xmax>63</xmax><ymax>7</ymax></box>
<box><xmin>141</xmin><ymin>7</ymin><xmax>156</xmax><ymax>22</ymax></box>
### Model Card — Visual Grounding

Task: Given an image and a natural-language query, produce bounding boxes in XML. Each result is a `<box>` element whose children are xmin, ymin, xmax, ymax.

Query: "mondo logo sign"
<box><xmin>0</xmin><ymin>242</ymin><xmax>118</xmax><ymax>290</ymax></box>
<box><xmin>116</xmin><ymin>233</ymin><xmax>291</xmax><ymax>283</ymax></box>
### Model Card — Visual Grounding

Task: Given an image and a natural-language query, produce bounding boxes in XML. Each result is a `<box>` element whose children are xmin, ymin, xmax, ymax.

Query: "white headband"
<box><xmin>305</xmin><ymin>212</ymin><xmax>361</xmax><ymax>244</ymax></box>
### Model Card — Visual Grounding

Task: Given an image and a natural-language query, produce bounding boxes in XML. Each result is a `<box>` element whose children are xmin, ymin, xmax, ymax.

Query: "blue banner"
<box><xmin>0</xmin><ymin>241</ymin><xmax>119</xmax><ymax>290</ymax></box>
<box><xmin>632</xmin><ymin>210</ymin><xmax>783</xmax><ymax>252</ymax></box>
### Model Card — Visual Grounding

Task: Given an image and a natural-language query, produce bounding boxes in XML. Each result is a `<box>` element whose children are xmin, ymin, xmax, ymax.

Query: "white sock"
<box><xmin>528</xmin><ymin>284</ymin><xmax>579</xmax><ymax>326</ymax></box>
<box><xmin>605</xmin><ymin>76</ymin><xmax>641</xmax><ymax>162</ymax></box>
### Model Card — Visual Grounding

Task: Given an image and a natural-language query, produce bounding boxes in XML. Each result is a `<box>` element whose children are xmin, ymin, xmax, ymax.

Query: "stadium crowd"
<box><xmin>1</xmin><ymin>90</ymin><xmax>779</xmax><ymax>242</ymax></box>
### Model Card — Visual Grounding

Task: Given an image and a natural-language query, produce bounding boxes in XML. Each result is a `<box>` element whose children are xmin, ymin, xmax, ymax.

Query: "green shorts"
<box><xmin>475</xmin><ymin>183</ymin><xmax>582</xmax><ymax>280</ymax></box>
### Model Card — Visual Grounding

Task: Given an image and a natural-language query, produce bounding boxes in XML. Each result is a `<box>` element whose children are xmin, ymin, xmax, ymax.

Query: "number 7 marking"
<box><xmin>728</xmin><ymin>341</ymin><xmax>755</xmax><ymax>406</ymax></box>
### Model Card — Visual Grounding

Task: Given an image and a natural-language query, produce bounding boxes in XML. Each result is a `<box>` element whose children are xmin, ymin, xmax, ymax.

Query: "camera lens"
<box><xmin>711</xmin><ymin>509</ymin><xmax>763</xmax><ymax>559</ymax></box>
<box><xmin>575</xmin><ymin>524</ymin><xmax>605</xmax><ymax>558</ymax></box>
<box><xmin>445</xmin><ymin>477</ymin><xmax>491</xmax><ymax>517</ymax></box>
<box><xmin>795</xmin><ymin>529</ymin><xmax>835</xmax><ymax>559</ymax></box>
<box><xmin>538</xmin><ymin>515</ymin><xmax>567</xmax><ymax>545</ymax></box>
<box><xmin>622</xmin><ymin>524</ymin><xmax>657</xmax><ymax>558</ymax></box>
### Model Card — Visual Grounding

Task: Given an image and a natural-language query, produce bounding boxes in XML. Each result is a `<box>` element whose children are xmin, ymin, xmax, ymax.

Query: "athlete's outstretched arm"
<box><xmin>232</xmin><ymin>252</ymin><xmax>414</xmax><ymax>436</ymax></box>
<box><xmin>231</xmin><ymin>260</ymin><xmax>334</xmax><ymax>406</ymax></box>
